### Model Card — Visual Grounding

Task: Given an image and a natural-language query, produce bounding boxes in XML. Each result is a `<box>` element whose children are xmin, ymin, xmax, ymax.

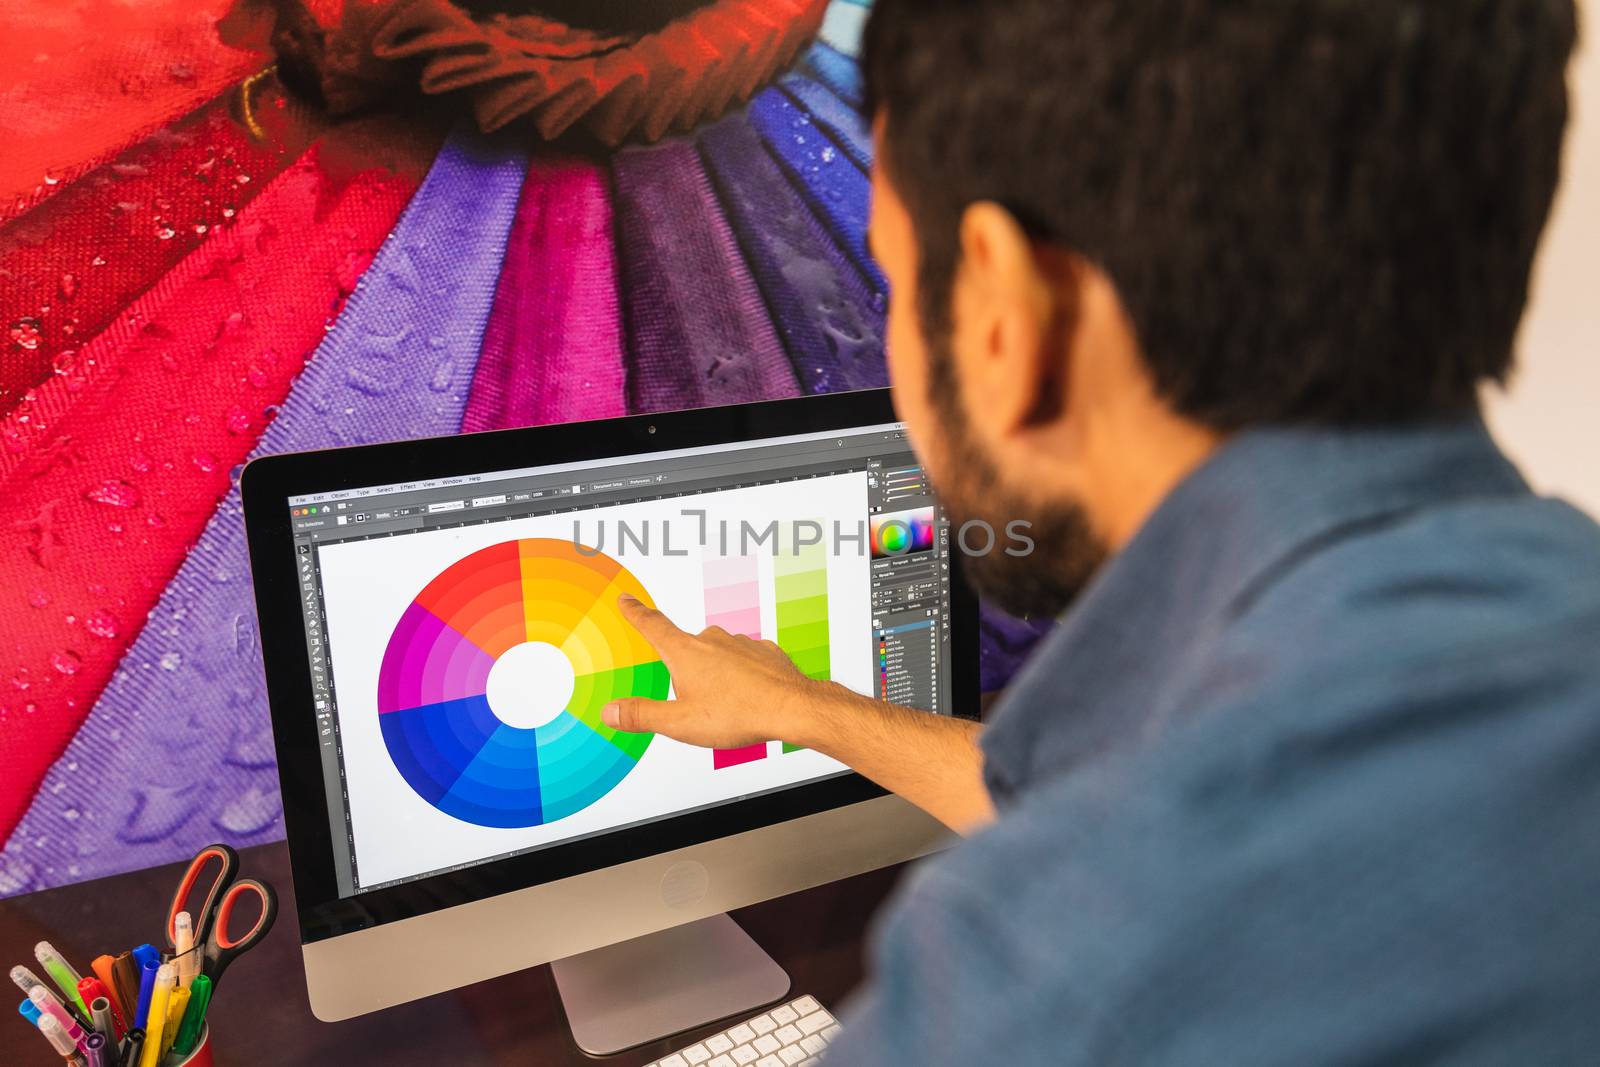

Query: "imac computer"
<box><xmin>242</xmin><ymin>390</ymin><xmax>978</xmax><ymax>1053</ymax></box>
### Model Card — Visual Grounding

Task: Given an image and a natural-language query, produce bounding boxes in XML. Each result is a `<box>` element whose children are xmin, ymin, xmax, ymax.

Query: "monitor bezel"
<box><xmin>243</xmin><ymin>390</ymin><xmax>981</xmax><ymax>945</ymax></box>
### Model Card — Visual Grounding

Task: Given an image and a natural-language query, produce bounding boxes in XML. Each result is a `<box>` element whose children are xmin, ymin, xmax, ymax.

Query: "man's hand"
<box><xmin>602</xmin><ymin>594</ymin><xmax>843</xmax><ymax>748</ymax></box>
<box><xmin>604</xmin><ymin>594</ymin><xmax>997</xmax><ymax>834</ymax></box>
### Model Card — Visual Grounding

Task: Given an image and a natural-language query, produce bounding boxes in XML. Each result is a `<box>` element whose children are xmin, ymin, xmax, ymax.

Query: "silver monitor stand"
<box><xmin>552</xmin><ymin>913</ymin><xmax>790</xmax><ymax>1056</ymax></box>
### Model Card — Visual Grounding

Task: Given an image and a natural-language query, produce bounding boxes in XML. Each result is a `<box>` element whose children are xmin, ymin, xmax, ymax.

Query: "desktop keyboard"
<box><xmin>645</xmin><ymin>995</ymin><xmax>840</xmax><ymax>1067</ymax></box>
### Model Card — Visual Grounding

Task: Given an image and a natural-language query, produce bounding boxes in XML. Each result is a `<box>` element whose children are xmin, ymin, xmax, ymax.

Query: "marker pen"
<box><xmin>20</xmin><ymin>996</ymin><xmax>44</xmax><ymax>1027</ymax></box>
<box><xmin>36</xmin><ymin>941</ymin><xmax>92</xmax><ymax>1018</ymax></box>
<box><xmin>90</xmin><ymin>957</ymin><xmax>123</xmax><ymax>1020</ymax></box>
<box><xmin>173</xmin><ymin>912</ymin><xmax>198</xmax><ymax>990</ymax></box>
<box><xmin>30</xmin><ymin>986</ymin><xmax>88</xmax><ymax>1050</ymax></box>
<box><xmin>119</xmin><ymin>1028</ymin><xmax>145</xmax><ymax>1067</ymax></box>
<box><xmin>84</xmin><ymin>1031</ymin><xmax>111</xmax><ymax>1067</ymax></box>
<box><xmin>136</xmin><ymin>964</ymin><xmax>175</xmax><ymax>1067</ymax></box>
<box><xmin>109</xmin><ymin>954</ymin><xmax>140</xmax><ymax>1029</ymax></box>
<box><xmin>38</xmin><ymin>1014</ymin><xmax>89</xmax><ymax>1066</ymax></box>
<box><xmin>133</xmin><ymin>959</ymin><xmax>159</xmax><ymax>1033</ymax></box>
<box><xmin>88</xmin><ymin>993</ymin><xmax>123</xmax><ymax>1044</ymax></box>
<box><xmin>159</xmin><ymin>986</ymin><xmax>189</xmax><ymax>1061</ymax></box>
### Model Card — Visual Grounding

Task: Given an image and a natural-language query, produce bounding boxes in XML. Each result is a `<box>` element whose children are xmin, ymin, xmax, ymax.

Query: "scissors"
<box><xmin>165</xmin><ymin>843</ymin><xmax>278</xmax><ymax>988</ymax></box>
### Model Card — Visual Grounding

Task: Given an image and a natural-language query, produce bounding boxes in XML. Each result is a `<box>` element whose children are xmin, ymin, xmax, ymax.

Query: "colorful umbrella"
<box><xmin>0</xmin><ymin>0</ymin><xmax>1049</xmax><ymax>895</ymax></box>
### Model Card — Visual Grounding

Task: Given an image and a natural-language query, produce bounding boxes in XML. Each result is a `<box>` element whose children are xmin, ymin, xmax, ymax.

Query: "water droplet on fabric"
<box><xmin>50</xmin><ymin>651</ymin><xmax>81</xmax><ymax>676</ymax></box>
<box><xmin>9</xmin><ymin>318</ymin><xmax>42</xmax><ymax>350</ymax></box>
<box><xmin>224</xmin><ymin>407</ymin><xmax>252</xmax><ymax>435</ymax></box>
<box><xmin>0</xmin><ymin>852</ymin><xmax>36</xmax><ymax>895</ymax></box>
<box><xmin>154</xmin><ymin>219</ymin><xmax>176</xmax><ymax>240</ymax></box>
<box><xmin>158</xmin><ymin>651</ymin><xmax>183</xmax><ymax>671</ymax></box>
<box><xmin>214</xmin><ymin>787</ymin><xmax>281</xmax><ymax>835</ymax></box>
<box><xmin>26</xmin><ymin>589</ymin><xmax>49</xmax><ymax>608</ymax></box>
<box><xmin>192</xmin><ymin>451</ymin><xmax>219</xmax><ymax>473</ymax></box>
<box><xmin>233</xmin><ymin>614</ymin><xmax>256</xmax><ymax>655</ymax></box>
<box><xmin>84</xmin><ymin>479</ymin><xmax>141</xmax><ymax>508</ymax></box>
<box><xmin>11</xmin><ymin>669</ymin><xmax>31</xmax><ymax>691</ymax></box>
<box><xmin>429</xmin><ymin>360</ymin><xmax>455</xmax><ymax>393</ymax></box>
<box><xmin>58</xmin><ymin>273</ymin><xmax>78</xmax><ymax>299</ymax></box>
<box><xmin>85</xmin><ymin>611</ymin><xmax>119</xmax><ymax>639</ymax></box>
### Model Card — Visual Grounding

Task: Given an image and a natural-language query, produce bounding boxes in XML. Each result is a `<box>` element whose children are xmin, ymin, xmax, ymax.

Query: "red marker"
<box><xmin>77</xmin><ymin>975</ymin><xmax>125</xmax><ymax>1039</ymax></box>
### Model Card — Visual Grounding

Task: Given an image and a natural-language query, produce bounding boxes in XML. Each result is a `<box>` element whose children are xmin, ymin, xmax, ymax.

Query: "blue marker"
<box><xmin>133</xmin><ymin>958</ymin><xmax>159</xmax><ymax>1032</ymax></box>
<box><xmin>129</xmin><ymin>944</ymin><xmax>161</xmax><ymax>1030</ymax></box>
<box><xmin>18</xmin><ymin>996</ymin><xmax>43</xmax><ymax>1027</ymax></box>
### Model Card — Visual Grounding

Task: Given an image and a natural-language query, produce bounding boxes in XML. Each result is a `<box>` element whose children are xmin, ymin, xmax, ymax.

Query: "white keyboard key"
<box><xmin>653</xmin><ymin>993</ymin><xmax>836</xmax><ymax>1067</ymax></box>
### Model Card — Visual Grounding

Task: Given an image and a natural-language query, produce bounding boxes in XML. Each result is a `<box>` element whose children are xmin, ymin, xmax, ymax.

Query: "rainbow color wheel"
<box><xmin>376</xmin><ymin>539</ymin><xmax>670</xmax><ymax>828</ymax></box>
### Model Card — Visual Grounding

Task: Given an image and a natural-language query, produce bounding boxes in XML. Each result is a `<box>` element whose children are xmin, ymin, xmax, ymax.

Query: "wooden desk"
<box><xmin>1</xmin><ymin>842</ymin><xmax>907</xmax><ymax>1065</ymax></box>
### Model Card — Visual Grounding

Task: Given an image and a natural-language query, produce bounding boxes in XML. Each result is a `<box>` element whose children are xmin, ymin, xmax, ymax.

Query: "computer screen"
<box><xmin>283</xmin><ymin>421</ymin><xmax>957</xmax><ymax>897</ymax></box>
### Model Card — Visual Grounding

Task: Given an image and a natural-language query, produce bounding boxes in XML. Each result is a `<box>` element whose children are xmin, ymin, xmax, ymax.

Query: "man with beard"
<box><xmin>603</xmin><ymin>0</ymin><xmax>1600</xmax><ymax>1060</ymax></box>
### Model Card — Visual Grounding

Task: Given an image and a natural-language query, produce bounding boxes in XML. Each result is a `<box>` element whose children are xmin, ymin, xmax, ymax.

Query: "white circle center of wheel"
<box><xmin>486</xmin><ymin>641</ymin><xmax>576</xmax><ymax>730</ymax></box>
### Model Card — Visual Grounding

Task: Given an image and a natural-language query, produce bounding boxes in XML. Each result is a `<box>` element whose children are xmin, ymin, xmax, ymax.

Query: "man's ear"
<box><xmin>956</xmin><ymin>201</ymin><xmax>1070</xmax><ymax>433</ymax></box>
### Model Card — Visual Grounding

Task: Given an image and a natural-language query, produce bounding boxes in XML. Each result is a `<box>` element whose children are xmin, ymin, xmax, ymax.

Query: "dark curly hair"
<box><xmin>863</xmin><ymin>0</ymin><xmax>1579</xmax><ymax>428</ymax></box>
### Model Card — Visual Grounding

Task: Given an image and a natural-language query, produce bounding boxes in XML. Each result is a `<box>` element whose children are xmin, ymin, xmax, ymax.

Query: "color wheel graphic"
<box><xmin>376</xmin><ymin>539</ymin><xmax>669</xmax><ymax>829</ymax></box>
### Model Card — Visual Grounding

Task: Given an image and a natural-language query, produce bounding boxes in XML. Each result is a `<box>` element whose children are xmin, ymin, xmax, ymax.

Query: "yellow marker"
<box><xmin>161</xmin><ymin>986</ymin><xmax>191</xmax><ymax>1060</ymax></box>
<box><xmin>138</xmin><ymin>964</ymin><xmax>176</xmax><ymax>1067</ymax></box>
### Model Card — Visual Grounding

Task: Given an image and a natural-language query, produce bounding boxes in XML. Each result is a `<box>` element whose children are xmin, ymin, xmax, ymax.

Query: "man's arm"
<box><xmin>602</xmin><ymin>596</ymin><xmax>995</xmax><ymax>834</ymax></box>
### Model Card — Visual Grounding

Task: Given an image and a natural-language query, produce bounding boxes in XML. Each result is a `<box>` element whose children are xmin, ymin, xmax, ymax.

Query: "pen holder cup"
<box><xmin>166</xmin><ymin>1024</ymin><xmax>214</xmax><ymax>1067</ymax></box>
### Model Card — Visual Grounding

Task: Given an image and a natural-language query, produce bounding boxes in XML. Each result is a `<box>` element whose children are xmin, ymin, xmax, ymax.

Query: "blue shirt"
<box><xmin>828</xmin><ymin>421</ymin><xmax>1600</xmax><ymax>1065</ymax></box>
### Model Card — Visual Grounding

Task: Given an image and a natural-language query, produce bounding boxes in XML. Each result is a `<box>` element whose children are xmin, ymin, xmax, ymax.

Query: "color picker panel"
<box><xmin>705</xmin><ymin>555</ymin><xmax>768</xmax><ymax>770</ymax></box>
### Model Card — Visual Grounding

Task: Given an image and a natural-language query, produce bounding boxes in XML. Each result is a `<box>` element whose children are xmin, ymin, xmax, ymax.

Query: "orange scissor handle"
<box><xmin>213</xmin><ymin>879</ymin><xmax>276</xmax><ymax>951</ymax></box>
<box><xmin>167</xmin><ymin>844</ymin><xmax>240</xmax><ymax>949</ymax></box>
<box><xmin>204</xmin><ymin>877</ymin><xmax>278</xmax><ymax>984</ymax></box>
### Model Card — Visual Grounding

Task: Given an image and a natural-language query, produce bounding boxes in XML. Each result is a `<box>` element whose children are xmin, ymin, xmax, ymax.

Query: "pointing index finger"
<box><xmin>617</xmin><ymin>594</ymin><xmax>685</xmax><ymax>655</ymax></box>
